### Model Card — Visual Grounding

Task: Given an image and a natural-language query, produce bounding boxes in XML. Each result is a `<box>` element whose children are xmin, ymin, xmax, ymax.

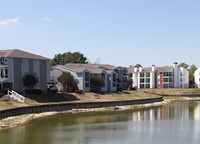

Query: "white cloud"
<box><xmin>0</xmin><ymin>17</ymin><xmax>18</xmax><ymax>26</ymax></box>
<box><xmin>42</xmin><ymin>16</ymin><xmax>54</xmax><ymax>22</ymax></box>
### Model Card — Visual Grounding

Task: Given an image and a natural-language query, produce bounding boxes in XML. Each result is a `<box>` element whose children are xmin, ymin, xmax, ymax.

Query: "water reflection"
<box><xmin>0</xmin><ymin>101</ymin><xmax>200</xmax><ymax>144</ymax></box>
<box><xmin>132</xmin><ymin>101</ymin><xmax>200</xmax><ymax>121</ymax></box>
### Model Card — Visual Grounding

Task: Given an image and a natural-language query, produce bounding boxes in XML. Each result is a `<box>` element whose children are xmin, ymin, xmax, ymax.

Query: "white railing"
<box><xmin>7</xmin><ymin>90</ymin><xmax>25</xmax><ymax>103</ymax></box>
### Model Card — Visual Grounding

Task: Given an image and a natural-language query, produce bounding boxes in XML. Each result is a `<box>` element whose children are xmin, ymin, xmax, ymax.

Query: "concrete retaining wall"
<box><xmin>0</xmin><ymin>97</ymin><xmax>163</xmax><ymax>120</ymax></box>
<box><xmin>159</xmin><ymin>94</ymin><xmax>200</xmax><ymax>97</ymax></box>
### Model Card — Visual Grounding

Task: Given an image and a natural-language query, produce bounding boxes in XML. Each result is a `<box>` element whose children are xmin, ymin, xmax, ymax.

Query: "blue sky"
<box><xmin>0</xmin><ymin>0</ymin><xmax>200</xmax><ymax>67</ymax></box>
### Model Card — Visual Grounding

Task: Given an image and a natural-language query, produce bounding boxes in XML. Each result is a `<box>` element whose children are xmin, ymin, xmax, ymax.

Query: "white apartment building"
<box><xmin>194</xmin><ymin>68</ymin><xmax>200</xmax><ymax>88</ymax></box>
<box><xmin>128</xmin><ymin>62</ymin><xmax>189</xmax><ymax>89</ymax></box>
<box><xmin>51</xmin><ymin>64</ymin><xmax>118</xmax><ymax>92</ymax></box>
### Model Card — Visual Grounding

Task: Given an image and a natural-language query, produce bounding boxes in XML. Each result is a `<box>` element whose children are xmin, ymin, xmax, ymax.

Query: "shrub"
<box><xmin>74</xmin><ymin>89</ymin><xmax>84</xmax><ymax>94</ymax></box>
<box><xmin>132</xmin><ymin>87</ymin><xmax>137</xmax><ymax>91</ymax></box>
<box><xmin>117</xmin><ymin>88</ymin><xmax>123</xmax><ymax>92</ymax></box>
<box><xmin>50</xmin><ymin>89</ymin><xmax>58</xmax><ymax>94</ymax></box>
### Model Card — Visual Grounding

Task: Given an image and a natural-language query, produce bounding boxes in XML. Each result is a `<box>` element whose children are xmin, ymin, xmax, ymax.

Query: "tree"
<box><xmin>51</xmin><ymin>52</ymin><xmax>88</xmax><ymax>66</ymax></box>
<box><xmin>57</xmin><ymin>72</ymin><xmax>79</xmax><ymax>92</ymax></box>
<box><xmin>94</xmin><ymin>57</ymin><xmax>101</xmax><ymax>64</ymax></box>
<box><xmin>23</xmin><ymin>74</ymin><xmax>38</xmax><ymax>92</ymax></box>
<box><xmin>90</xmin><ymin>75</ymin><xmax>104</xmax><ymax>92</ymax></box>
<box><xmin>129</xmin><ymin>65</ymin><xmax>134</xmax><ymax>68</ymax></box>
<box><xmin>178</xmin><ymin>62</ymin><xmax>189</xmax><ymax>69</ymax></box>
<box><xmin>135</xmin><ymin>64</ymin><xmax>142</xmax><ymax>68</ymax></box>
<box><xmin>188</xmin><ymin>64</ymin><xmax>197</xmax><ymax>87</ymax></box>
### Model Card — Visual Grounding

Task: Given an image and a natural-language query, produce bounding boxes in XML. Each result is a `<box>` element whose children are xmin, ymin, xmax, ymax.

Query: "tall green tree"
<box><xmin>90</xmin><ymin>75</ymin><xmax>104</xmax><ymax>92</ymax></box>
<box><xmin>134</xmin><ymin>64</ymin><xmax>142</xmax><ymax>68</ymax></box>
<box><xmin>188</xmin><ymin>64</ymin><xmax>197</xmax><ymax>87</ymax></box>
<box><xmin>51</xmin><ymin>52</ymin><xmax>88</xmax><ymax>66</ymax></box>
<box><xmin>178</xmin><ymin>62</ymin><xmax>189</xmax><ymax>69</ymax></box>
<box><xmin>57</xmin><ymin>72</ymin><xmax>79</xmax><ymax>92</ymax></box>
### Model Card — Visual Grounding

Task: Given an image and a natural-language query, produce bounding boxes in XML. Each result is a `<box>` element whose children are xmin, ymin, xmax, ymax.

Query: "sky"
<box><xmin>0</xmin><ymin>0</ymin><xmax>200</xmax><ymax>68</ymax></box>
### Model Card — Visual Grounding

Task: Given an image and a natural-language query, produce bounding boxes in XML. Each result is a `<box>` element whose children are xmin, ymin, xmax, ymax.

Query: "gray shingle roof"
<box><xmin>157</xmin><ymin>66</ymin><xmax>173</xmax><ymax>72</ymax></box>
<box><xmin>67</xmin><ymin>63</ymin><xmax>118</xmax><ymax>70</ymax></box>
<box><xmin>0</xmin><ymin>49</ymin><xmax>49</xmax><ymax>60</ymax></box>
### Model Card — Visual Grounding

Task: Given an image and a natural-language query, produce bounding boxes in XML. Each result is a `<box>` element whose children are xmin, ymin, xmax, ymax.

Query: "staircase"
<box><xmin>7</xmin><ymin>90</ymin><xmax>25</xmax><ymax>103</ymax></box>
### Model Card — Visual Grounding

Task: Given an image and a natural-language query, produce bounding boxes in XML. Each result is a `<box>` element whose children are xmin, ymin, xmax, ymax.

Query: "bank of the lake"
<box><xmin>1</xmin><ymin>89</ymin><xmax>200</xmax><ymax>131</ymax></box>
<box><xmin>0</xmin><ymin>98</ymin><xmax>168</xmax><ymax>130</ymax></box>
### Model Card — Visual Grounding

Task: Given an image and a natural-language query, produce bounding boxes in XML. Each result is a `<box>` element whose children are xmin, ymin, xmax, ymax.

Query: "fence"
<box><xmin>0</xmin><ymin>97</ymin><xmax>163</xmax><ymax>120</ymax></box>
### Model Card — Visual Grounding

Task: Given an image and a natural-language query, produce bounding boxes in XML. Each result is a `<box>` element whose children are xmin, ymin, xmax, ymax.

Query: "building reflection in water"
<box><xmin>132</xmin><ymin>101</ymin><xmax>200</xmax><ymax>121</ymax></box>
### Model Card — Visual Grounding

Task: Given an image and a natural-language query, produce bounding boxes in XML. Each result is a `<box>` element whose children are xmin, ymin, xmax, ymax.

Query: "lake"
<box><xmin>0</xmin><ymin>101</ymin><xmax>200</xmax><ymax>144</ymax></box>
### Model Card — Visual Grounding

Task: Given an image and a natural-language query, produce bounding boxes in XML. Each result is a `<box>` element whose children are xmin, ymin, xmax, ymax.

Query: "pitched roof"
<box><xmin>61</xmin><ymin>65</ymin><xmax>105</xmax><ymax>74</ymax></box>
<box><xmin>128</xmin><ymin>67</ymin><xmax>161</xmax><ymax>73</ymax></box>
<box><xmin>67</xmin><ymin>63</ymin><xmax>118</xmax><ymax>70</ymax></box>
<box><xmin>61</xmin><ymin>65</ymin><xmax>86</xmax><ymax>73</ymax></box>
<box><xmin>0</xmin><ymin>49</ymin><xmax>49</xmax><ymax>60</ymax></box>
<box><xmin>157</xmin><ymin>66</ymin><xmax>173</xmax><ymax>72</ymax></box>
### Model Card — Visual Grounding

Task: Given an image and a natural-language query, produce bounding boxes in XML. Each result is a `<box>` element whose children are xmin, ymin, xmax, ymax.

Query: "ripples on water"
<box><xmin>0</xmin><ymin>101</ymin><xmax>200</xmax><ymax>144</ymax></box>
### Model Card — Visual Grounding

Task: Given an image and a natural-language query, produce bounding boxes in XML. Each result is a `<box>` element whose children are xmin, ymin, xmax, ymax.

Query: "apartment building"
<box><xmin>0</xmin><ymin>49</ymin><xmax>50</xmax><ymax>93</ymax></box>
<box><xmin>128</xmin><ymin>62</ymin><xmax>189</xmax><ymax>89</ymax></box>
<box><xmin>51</xmin><ymin>64</ymin><xmax>118</xmax><ymax>92</ymax></box>
<box><xmin>66</xmin><ymin>64</ymin><xmax>128</xmax><ymax>89</ymax></box>
<box><xmin>194</xmin><ymin>68</ymin><xmax>200</xmax><ymax>88</ymax></box>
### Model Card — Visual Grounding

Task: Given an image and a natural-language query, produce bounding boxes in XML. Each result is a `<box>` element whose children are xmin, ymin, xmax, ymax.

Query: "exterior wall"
<box><xmin>13</xmin><ymin>58</ymin><xmax>22</xmax><ymax>92</ymax></box>
<box><xmin>33</xmin><ymin>60</ymin><xmax>40</xmax><ymax>89</ymax></box>
<box><xmin>28</xmin><ymin>59</ymin><xmax>33</xmax><ymax>74</ymax></box>
<box><xmin>116</xmin><ymin>68</ymin><xmax>128</xmax><ymax>89</ymax></box>
<box><xmin>21</xmin><ymin>59</ymin><xmax>29</xmax><ymax>89</ymax></box>
<box><xmin>173</xmin><ymin>63</ymin><xmax>179</xmax><ymax>88</ymax></box>
<box><xmin>179</xmin><ymin>67</ymin><xmax>189</xmax><ymax>88</ymax></box>
<box><xmin>107</xmin><ymin>72</ymin><xmax>117</xmax><ymax>91</ymax></box>
<box><xmin>160</xmin><ymin>73</ymin><xmax>163</xmax><ymax>88</ymax></box>
<box><xmin>194</xmin><ymin>68</ymin><xmax>200</xmax><ymax>88</ymax></box>
<box><xmin>40</xmin><ymin>60</ymin><xmax>47</xmax><ymax>92</ymax></box>
<box><xmin>8</xmin><ymin>58</ymin><xmax>14</xmax><ymax>83</ymax></box>
<box><xmin>101</xmin><ymin>72</ymin><xmax>108</xmax><ymax>92</ymax></box>
<box><xmin>133</xmin><ymin>72</ymin><xmax>138</xmax><ymax>88</ymax></box>
<box><xmin>81</xmin><ymin>72</ymin><xmax>90</xmax><ymax>92</ymax></box>
<box><xmin>46</xmin><ymin>60</ymin><xmax>51</xmax><ymax>83</ymax></box>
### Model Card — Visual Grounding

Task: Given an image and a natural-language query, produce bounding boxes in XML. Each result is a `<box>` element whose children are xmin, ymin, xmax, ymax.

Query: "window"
<box><xmin>101</xmin><ymin>73</ymin><xmax>105</xmax><ymax>79</ymax></box>
<box><xmin>163</xmin><ymin>78</ymin><xmax>168</xmax><ymax>82</ymax></box>
<box><xmin>113</xmin><ymin>74</ymin><xmax>116</xmax><ymax>82</ymax></box>
<box><xmin>85</xmin><ymin>72</ymin><xmax>90</xmax><ymax>81</ymax></box>
<box><xmin>1</xmin><ymin>69</ymin><xmax>3</xmax><ymax>78</ymax></box>
<box><xmin>145</xmin><ymin>78</ymin><xmax>150</xmax><ymax>83</ymax></box>
<box><xmin>140</xmin><ymin>79</ymin><xmax>144</xmax><ymax>83</ymax></box>
<box><xmin>5</xmin><ymin>68</ymin><xmax>8</xmax><ymax>78</ymax></box>
<box><xmin>85</xmin><ymin>83</ymin><xmax>90</xmax><ymax>88</ymax></box>
<box><xmin>146</xmin><ymin>84</ymin><xmax>150</xmax><ymax>88</ymax></box>
<box><xmin>140</xmin><ymin>73</ymin><xmax>144</xmax><ymax>77</ymax></box>
<box><xmin>113</xmin><ymin>83</ymin><xmax>116</xmax><ymax>87</ymax></box>
<box><xmin>140</xmin><ymin>84</ymin><xmax>144</xmax><ymax>88</ymax></box>
<box><xmin>180</xmin><ymin>72</ymin><xmax>183</xmax><ymax>76</ymax></box>
<box><xmin>180</xmin><ymin>78</ymin><xmax>182</xmax><ymax>82</ymax></box>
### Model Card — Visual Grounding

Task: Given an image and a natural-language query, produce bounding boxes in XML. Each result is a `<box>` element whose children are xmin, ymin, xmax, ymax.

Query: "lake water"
<box><xmin>0</xmin><ymin>101</ymin><xmax>200</xmax><ymax>144</ymax></box>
